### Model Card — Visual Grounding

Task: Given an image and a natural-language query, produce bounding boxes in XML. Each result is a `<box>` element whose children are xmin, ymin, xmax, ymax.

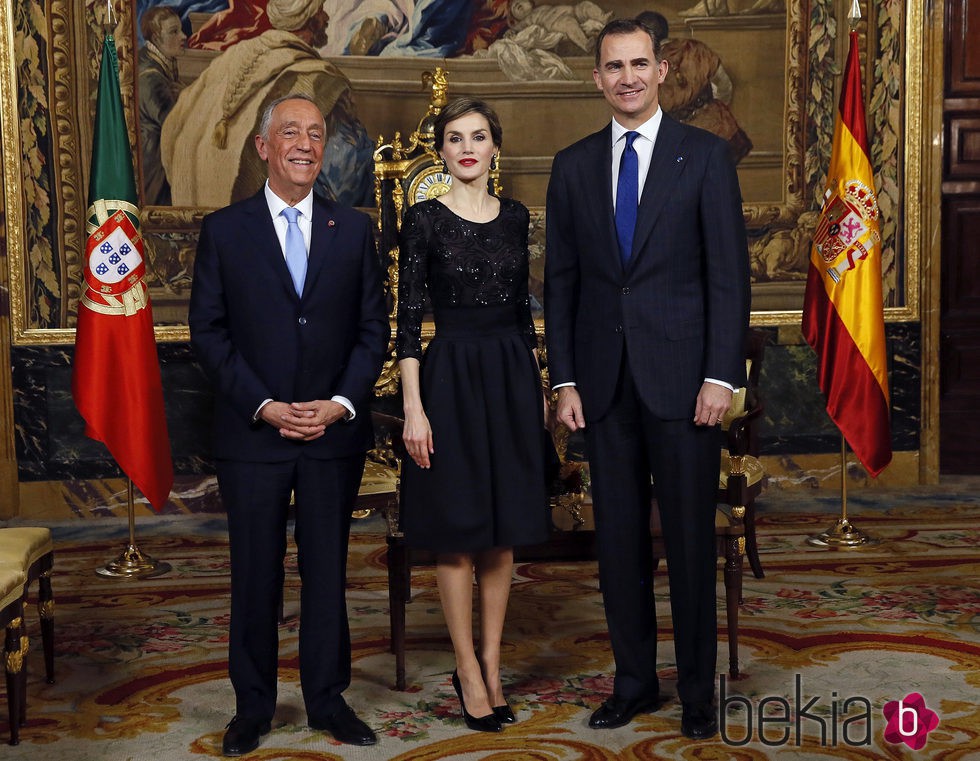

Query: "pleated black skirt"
<box><xmin>400</xmin><ymin>305</ymin><xmax>550</xmax><ymax>552</ymax></box>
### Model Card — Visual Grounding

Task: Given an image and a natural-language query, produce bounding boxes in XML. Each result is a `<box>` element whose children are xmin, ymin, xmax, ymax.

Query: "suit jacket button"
<box><xmin>615</xmin><ymin>325</ymin><xmax>623</xmax><ymax>333</ymax></box>
<box><xmin>622</xmin><ymin>287</ymin><xmax>630</xmax><ymax>295</ymax></box>
<box><xmin>298</xmin><ymin>317</ymin><xmax>307</xmax><ymax>326</ymax></box>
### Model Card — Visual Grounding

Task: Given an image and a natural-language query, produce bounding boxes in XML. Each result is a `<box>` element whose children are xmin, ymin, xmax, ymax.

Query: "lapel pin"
<box><xmin>328</xmin><ymin>219</ymin><xmax>336</xmax><ymax>227</ymax></box>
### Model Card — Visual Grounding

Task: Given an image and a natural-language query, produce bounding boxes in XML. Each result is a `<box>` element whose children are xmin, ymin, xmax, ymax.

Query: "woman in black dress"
<box><xmin>396</xmin><ymin>98</ymin><xmax>549</xmax><ymax>732</ymax></box>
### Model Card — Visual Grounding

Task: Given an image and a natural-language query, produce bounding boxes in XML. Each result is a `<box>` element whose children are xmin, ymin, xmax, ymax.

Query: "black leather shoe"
<box><xmin>222</xmin><ymin>716</ymin><xmax>271</xmax><ymax>757</ymax></box>
<box><xmin>681</xmin><ymin>701</ymin><xmax>718</xmax><ymax>740</ymax></box>
<box><xmin>452</xmin><ymin>670</ymin><xmax>503</xmax><ymax>732</ymax></box>
<box><xmin>589</xmin><ymin>694</ymin><xmax>662</xmax><ymax>729</ymax></box>
<box><xmin>492</xmin><ymin>703</ymin><xmax>517</xmax><ymax>723</ymax></box>
<box><xmin>310</xmin><ymin>704</ymin><xmax>377</xmax><ymax>746</ymax></box>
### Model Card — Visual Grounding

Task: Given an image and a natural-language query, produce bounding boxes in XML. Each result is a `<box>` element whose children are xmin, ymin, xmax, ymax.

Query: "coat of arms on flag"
<box><xmin>812</xmin><ymin>179</ymin><xmax>881</xmax><ymax>284</ymax></box>
<box><xmin>82</xmin><ymin>206</ymin><xmax>150</xmax><ymax>315</ymax></box>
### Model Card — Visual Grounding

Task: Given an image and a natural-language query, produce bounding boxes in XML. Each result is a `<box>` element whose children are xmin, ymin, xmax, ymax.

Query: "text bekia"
<box><xmin>719</xmin><ymin>674</ymin><xmax>872</xmax><ymax>747</ymax></box>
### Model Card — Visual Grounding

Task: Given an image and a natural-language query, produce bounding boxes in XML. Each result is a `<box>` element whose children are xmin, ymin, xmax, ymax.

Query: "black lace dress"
<box><xmin>395</xmin><ymin>198</ymin><xmax>549</xmax><ymax>552</ymax></box>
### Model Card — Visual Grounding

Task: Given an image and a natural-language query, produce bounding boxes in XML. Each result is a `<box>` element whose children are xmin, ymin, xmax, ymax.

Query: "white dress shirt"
<box><xmin>265</xmin><ymin>182</ymin><xmax>314</xmax><ymax>255</ymax></box>
<box><xmin>254</xmin><ymin>182</ymin><xmax>356</xmax><ymax>421</ymax></box>
<box><xmin>611</xmin><ymin>109</ymin><xmax>663</xmax><ymax>210</ymax></box>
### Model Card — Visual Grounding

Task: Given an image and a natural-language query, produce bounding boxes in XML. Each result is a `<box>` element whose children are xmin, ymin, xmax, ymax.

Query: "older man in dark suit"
<box><xmin>190</xmin><ymin>94</ymin><xmax>389</xmax><ymax>756</ymax></box>
<box><xmin>544</xmin><ymin>18</ymin><xmax>751</xmax><ymax>740</ymax></box>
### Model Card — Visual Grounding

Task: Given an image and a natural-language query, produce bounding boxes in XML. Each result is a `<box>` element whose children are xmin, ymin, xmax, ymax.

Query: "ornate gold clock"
<box><xmin>407</xmin><ymin>165</ymin><xmax>453</xmax><ymax>204</ymax></box>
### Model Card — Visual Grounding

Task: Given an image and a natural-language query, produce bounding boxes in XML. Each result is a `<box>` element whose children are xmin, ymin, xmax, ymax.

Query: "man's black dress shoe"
<box><xmin>492</xmin><ymin>703</ymin><xmax>517</xmax><ymax>723</ymax></box>
<box><xmin>222</xmin><ymin>716</ymin><xmax>271</xmax><ymax>757</ymax></box>
<box><xmin>681</xmin><ymin>701</ymin><xmax>718</xmax><ymax>740</ymax></box>
<box><xmin>309</xmin><ymin>703</ymin><xmax>377</xmax><ymax>746</ymax></box>
<box><xmin>589</xmin><ymin>694</ymin><xmax>662</xmax><ymax>729</ymax></box>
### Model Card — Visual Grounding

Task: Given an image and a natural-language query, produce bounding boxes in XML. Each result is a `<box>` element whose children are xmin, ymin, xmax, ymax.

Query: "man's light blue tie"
<box><xmin>615</xmin><ymin>131</ymin><xmax>639</xmax><ymax>267</ymax></box>
<box><xmin>281</xmin><ymin>206</ymin><xmax>307</xmax><ymax>296</ymax></box>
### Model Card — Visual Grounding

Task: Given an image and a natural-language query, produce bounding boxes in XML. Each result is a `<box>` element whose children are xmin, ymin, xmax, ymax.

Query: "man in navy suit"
<box><xmin>190</xmin><ymin>94</ymin><xmax>389</xmax><ymax>756</ymax></box>
<box><xmin>544</xmin><ymin>18</ymin><xmax>750</xmax><ymax>740</ymax></box>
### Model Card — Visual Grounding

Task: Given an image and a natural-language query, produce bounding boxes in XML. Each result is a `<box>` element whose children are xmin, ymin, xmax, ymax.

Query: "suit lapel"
<box><xmin>581</xmin><ymin>126</ymin><xmax>620</xmax><ymax>271</ymax></box>
<box><xmin>242</xmin><ymin>191</ymin><xmax>298</xmax><ymax>299</ymax></box>
<box><xmin>305</xmin><ymin>194</ymin><xmax>338</xmax><ymax>297</ymax></box>
<box><xmin>629</xmin><ymin>116</ymin><xmax>688</xmax><ymax>268</ymax></box>
<box><xmin>591</xmin><ymin>127</ymin><xmax>617</xmax><ymax>254</ymax></box>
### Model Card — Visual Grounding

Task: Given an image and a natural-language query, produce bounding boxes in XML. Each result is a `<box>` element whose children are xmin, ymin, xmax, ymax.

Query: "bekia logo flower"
<box><xmin>882</xmin><ymin>692</ymin><xmax>939</xmax><ymax>750</ymax></box>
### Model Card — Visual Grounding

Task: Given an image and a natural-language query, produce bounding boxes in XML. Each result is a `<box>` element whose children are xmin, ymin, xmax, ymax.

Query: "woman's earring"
<box><xmin>441</xmin><ymin>158</ymin><xmax>448</xmax><ymax>173</ymax></box>
<box><xmin>490</xmin><ymin>154</ymin><xmax>498</xmax><ymax>172</ymax></box>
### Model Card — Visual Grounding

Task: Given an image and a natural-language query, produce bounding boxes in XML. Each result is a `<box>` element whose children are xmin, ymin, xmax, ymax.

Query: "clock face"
<box><xmin>408</xmin><ymin>167</ymin><xmax>453</xmax><ymax>204</ymax></box>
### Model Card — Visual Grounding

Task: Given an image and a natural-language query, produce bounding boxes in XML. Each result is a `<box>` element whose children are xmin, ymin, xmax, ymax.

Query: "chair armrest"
<box><xmin>370</xmin><ymin>410</ymin><xmax>407</xmax><ymax>461</ymax></box>
<box><xmin>724</xmin><ymin>402</ymin><xmax>763</xmax><ymax>458</ymax></box>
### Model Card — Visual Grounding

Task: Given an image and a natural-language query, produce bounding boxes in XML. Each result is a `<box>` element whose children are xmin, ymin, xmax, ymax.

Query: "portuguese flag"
<box><xmin>71</xmin><ymin>34</ymin><xmax>173</xmax><ymax>510</ymax></box>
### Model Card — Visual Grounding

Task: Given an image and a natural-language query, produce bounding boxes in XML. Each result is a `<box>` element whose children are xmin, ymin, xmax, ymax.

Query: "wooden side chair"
<box><xmin>648</xmin><ymin>506</ymin><xmax>745</xmax><ymax>680</ymax></box>
<box><xmin>720</xmin><ymin>329</ymin><xmax>767</xmax><ymax>580</ymax></box>
<box><xmin>0</xmin><ymin>528</ymin><xmax>54</xmax><ymax>686</ymax></box>
<box><xmin>0</xmin><ymin>566</ymin><xmax>26</xmax><ymax>745</ymax></box>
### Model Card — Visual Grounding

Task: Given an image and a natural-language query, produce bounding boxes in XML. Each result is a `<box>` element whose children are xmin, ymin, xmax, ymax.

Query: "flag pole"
<box><xmin>96</xmin><ymin>479</ymin><xmax>171</xmax><ymax>578</ymax></box>
<box><xmin>807</xmin><ymin>433</ymin><xmax>876</xmax><ymax>547</ymax></box>
<box><xmin>801</xmin><ymin>0</ymin><xmax>892</xmax><ymax>540</ymax></box>
<box><xmin>76</xmin><ymin>9</ymin><xmax>175</xmax><ymax>573</ymax></box>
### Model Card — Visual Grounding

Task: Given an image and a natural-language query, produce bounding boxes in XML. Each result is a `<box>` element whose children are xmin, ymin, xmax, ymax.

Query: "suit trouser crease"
<box><xmin>584</xmin><ymin>360</ymin><xmax>719</xmax><ymax>704</ymax></box>
<box><xmin>219</xmin><ymin>454</ymin><xmax>364</xmax><ymax>721</ymax></box>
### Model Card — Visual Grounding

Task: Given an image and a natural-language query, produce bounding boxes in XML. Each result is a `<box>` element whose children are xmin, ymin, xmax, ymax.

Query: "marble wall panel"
<box><xmin>11</xmin><ymin>324</ymin><xmax>921</xmax><ymax>481</ymax></box>
<box><xmin>13</xmin><ymin>343</ymin><xmax>214</xmax><ymax>480</ymax></box>
<box><xmin>756</xmin><ymin>323</ymin><xmax>920</xmax><ymax>456</ymax></box>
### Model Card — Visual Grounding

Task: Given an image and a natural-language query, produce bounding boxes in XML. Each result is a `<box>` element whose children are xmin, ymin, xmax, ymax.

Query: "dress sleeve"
<box><xmin>516</xmin><ymin>202</ymin><xmax>538</xmax><ymax>351</ymax></box>
<box><xmin>395</xmin><ymin>204</ymin><xmax>429</xmax><ymax>360</ymax></box>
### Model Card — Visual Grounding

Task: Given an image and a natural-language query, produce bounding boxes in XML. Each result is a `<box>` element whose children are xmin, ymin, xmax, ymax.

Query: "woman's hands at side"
<box><xmin>402</xmin><ymin>408</ymin><xmax>434</xmax><ymax>468</ymax></box>
<box><xmin>398</xmin><ymin>357</ymin><xmax>433</xmax><ymax>468</ymax></box>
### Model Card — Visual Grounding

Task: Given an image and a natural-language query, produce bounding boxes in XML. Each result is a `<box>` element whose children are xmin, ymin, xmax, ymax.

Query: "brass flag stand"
<box><xmin>806</xmin><ymin>435</ymin><xmax>877</xmax><ymax>548</ymax></box>
<box><xmin>96</xmin><ymin>479</ymin><xmax>171</xmax><ymax>578</ymax></box>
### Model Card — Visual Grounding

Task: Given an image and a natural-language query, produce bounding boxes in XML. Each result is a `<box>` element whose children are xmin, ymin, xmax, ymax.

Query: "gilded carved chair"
<box><xmin>0</xmin><ymin>526</ymin><xmax>55</xmax><ymax>745</ymax></box>
<box><xmin>718</xmin><ymin>329</ymin><xmax>767</xmax><ymax>580</ymax></box>
<box><xmin>372</xmin><ymin>67</ymin><xmax>512</xmax><ymax>690</ymax></box>
<box><xmin>0</xmin><ymin>566</ymin><xmax>26</xmax><ymax>745</ymax></box>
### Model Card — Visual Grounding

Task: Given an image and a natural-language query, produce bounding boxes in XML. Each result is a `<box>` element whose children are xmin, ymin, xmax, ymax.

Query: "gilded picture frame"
<box><xmin>0</xmin><ymin>0</ymin><xmax>923</xmax><ymax>347</ymax></box>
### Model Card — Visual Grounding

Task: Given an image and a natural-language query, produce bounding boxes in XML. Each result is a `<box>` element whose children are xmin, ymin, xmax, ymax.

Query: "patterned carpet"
<box><xmin>3</xmin><ymin>493</ymin><xmax>979</xmax><ymax>760</ymax></box>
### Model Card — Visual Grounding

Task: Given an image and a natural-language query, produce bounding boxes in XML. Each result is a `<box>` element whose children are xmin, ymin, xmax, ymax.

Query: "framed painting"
<box><xmin>0</xmin><ymin>0</ymin><xmax>923</xmax><ymax>347</ymax></box>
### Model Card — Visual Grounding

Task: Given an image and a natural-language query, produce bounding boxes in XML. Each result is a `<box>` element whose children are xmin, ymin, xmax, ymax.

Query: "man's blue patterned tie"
<box><xmin>281</xmin><ymin>206</ymin><xmax>307</xmax><ymax>296</ymax></box>
<box><xmin>615</xmin><ymin>131</ymin><xmax>639</xmax><ymax>267</ymax></box>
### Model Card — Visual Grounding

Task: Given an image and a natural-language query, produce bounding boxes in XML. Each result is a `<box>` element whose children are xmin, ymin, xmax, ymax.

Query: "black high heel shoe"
<box><xmin>451</xmin><ymin>670</ymin><xmax>502</xmax><ymax>732</ymax></box>
<box><xmin>476</xmin><ymin>656</ymin><xmax>516</xmax><ymax>723</ymax></box>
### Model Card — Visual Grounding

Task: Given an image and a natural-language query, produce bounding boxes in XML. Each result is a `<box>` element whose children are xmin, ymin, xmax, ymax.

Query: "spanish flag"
<box><xmin>802</xmin><ymin>29</ymin><xmax>892</xmax><ymax>477</ymax></box>
<box><xmin>71</xmin><ymin>34</ymin><xmax>173</xmax><ymax>510</ymax></box>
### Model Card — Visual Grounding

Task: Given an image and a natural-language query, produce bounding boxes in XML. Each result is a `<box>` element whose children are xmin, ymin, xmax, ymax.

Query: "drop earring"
<box><xmin>441</xmin><ymin>157</ymin><xmax>448</xmax><ymax>173</ymax></box>
<box><xmin>490</xmin><ymin>154</ymin><xmax>498</xmax><ymax>172</ymax></box>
